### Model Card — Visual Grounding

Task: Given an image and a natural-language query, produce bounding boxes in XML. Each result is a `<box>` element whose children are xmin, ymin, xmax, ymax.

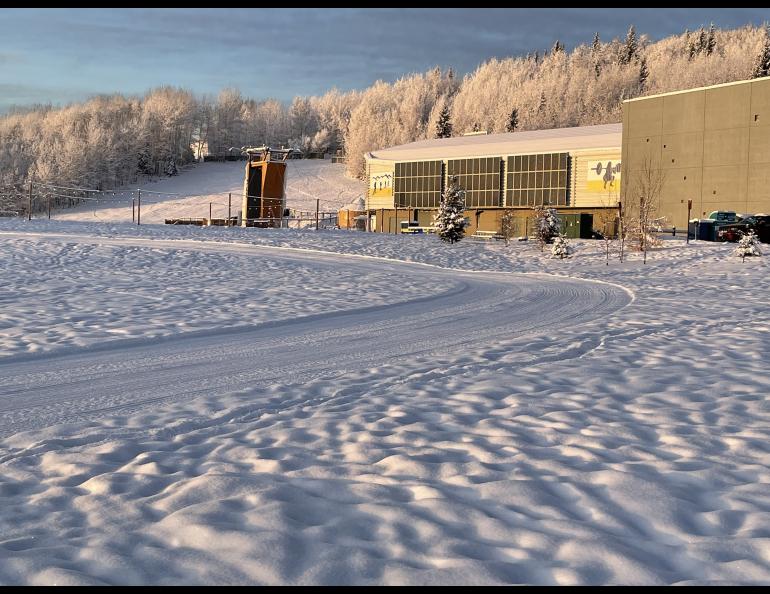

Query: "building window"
<box><xmin>394</xmin><ymin>160</ymin><xmax>443</xmax><ymax>208</ymax></box>
<box><xmin>446</xmin><ymin>157</ymin><xmax>502</xmax><ymax>207</ymax></box>
<box><xmin>505</xmin><ymin>152</ymin><xmax>568</xmax><ymax>207</ymax></box>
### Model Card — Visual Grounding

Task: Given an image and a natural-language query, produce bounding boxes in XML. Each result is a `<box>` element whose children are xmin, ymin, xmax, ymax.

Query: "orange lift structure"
<box><xmin>241</xmin><ymin>146</ymin><xmax>289</xmax><ymax>227</ymax></box>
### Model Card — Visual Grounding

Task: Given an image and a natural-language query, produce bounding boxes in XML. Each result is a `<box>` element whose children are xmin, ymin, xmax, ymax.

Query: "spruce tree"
<box><xmin>552</xmin><ymin>40</ymin><xmax>564</xmax><ymax>54</ymax></box>
<box><xmin>621</xmin><ymin>25</ymin><xmax>638</xmax><ymax>65</ymax></box>
<box><xmin>533</xmin><ymin>204</ymin><xmax>560</xmax><ymax>250</ymax></box>
<box><xmin>697</xmin><ymin>26</ymin><xmax>707</xmax><ymax>54</ymax></box>
<box><xmin>706</xmin><ymin>23</ymin><xmax>717</xmax><ymax>55</ymax></box>
<box><xmin>434</xmin><ymin>176</ymin><xmax>467</xmax><ymax>244</ymax></box>
<box><xmin>592</xmin><ymin>32</ymin><xmax>601</xmax><ymax>56</ymax></box>
<box><xmin>165</xmin><ymin>156</ymin><xmax>178</xmax><ymax>176</ymax></box>
<box><xmin>505</xmin><ymin>108</ymin><xmax>519</xmax><ymax>133</ymax></box>
<box><xmin>638</xmin><ymin>57</ymin><xmax>649</xmax><ymax>91</ymax></box>
<box><xmin>753</xmin><ymin>24</ymin><xmax>770</xmax><ymax>79</ymax></box>
<box><xmin>435</xmin><ymin>106</ymin><xmax>453</xmax><ymax>139</ymax></box>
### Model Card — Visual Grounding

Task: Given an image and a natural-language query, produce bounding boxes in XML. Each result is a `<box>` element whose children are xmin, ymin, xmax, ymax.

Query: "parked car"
<box><xmin>716</xmin><ymin>214</ymin><xmax>770</xmax><ymax>243</ymax></box>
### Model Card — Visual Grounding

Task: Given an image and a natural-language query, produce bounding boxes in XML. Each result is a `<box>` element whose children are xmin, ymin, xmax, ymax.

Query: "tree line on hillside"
<box><xmin>1</xmin><ymin>23</ymin><xmax>770</xmax><ymax>214</ymax></box>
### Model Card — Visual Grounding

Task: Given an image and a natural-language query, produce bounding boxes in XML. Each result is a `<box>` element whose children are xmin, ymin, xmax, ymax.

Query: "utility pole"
<box><xmin>228</xmin><ymin>193</ymin><xmax>232</xmax><ymax>226</ymax></box>
<box><xmin>209</xmin><ymin>202</ymin><xmax>212</xmax><ymax>223</ymax></box>
<box><xmin>47</xmin><ymin>196</ymin><xmax>51</xmax><ymax>220</ymax></box>
<box><xmin>315</xmin><ymin>198</ymin><xmax>320</xmax><ymax>230</ymax></box>
<box><xmin>686</xmin><ymin>199</ymin><xmax>692</xmax><ymax>244</ymax></box>
<box><xmin>618</xmin><ymin>200</ymin><xmax>624</xmax><ymax>263</ymax></box>
<box><xmin>137</xmin><ymin>191</ymin><xmax>141</xmax><ymax>226</ymax></box>
<box><xmin>132</xmin><ymin>198</ymin><xmax>135</xmax><ymax>223</ymax></box>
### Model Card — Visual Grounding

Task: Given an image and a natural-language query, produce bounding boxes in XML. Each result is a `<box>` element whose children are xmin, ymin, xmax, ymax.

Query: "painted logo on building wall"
<box><xmin>370</xmin><ymin>173</ymin><xmax>393</xmax><ymax>198</ymax></box>
<box><xmin>586</xmin><ymin>160</ymin><xmax>622</xmax><ymax>194</ymax></box>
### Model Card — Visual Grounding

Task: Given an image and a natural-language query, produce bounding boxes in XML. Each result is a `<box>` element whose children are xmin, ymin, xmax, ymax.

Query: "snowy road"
<box><xmin>0</xmin><ymin>233</ymin><xmax>630</xmax><ymax>438</ymax></box>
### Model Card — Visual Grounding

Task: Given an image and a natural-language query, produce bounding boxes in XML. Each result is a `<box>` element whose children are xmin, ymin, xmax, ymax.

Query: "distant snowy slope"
<box><xmin>55</xmin><ymin>160</ymin><xmax>365</xmax><ymax>224</ymax></box>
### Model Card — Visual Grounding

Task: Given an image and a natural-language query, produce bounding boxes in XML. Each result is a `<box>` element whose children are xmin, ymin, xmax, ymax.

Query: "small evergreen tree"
<box><xmin>551</xmin><ymin>234</ymin><xmax>572</xmax><ymax>259</ymax></box>
<box><xmin>435</xmin><ymin>105</ymin><xmax>453</xmax><ymax>139</ymax></box>
<box><xmin>753</xmin><ymin>24</ymin><xmax>770</xmax><ymax>79</ymax></box>
<box><xmin>552</xmin><ymin>40</ymin><xmax>564</xmax><ymax>54</ymax></box>
<box><xmin>505</xmin><ymin>108</ymin><xmax>519</xmax><ymax>133</ymax></box>
<box><xmin>533</xmin><ymin>204</ymin><xmax>560</xmax><ymax>250</ymax></box>
<box><xmin>734</xmin><ymin>230</ymin><xmax>762</xmax><ymax>262</ymax></box>
<box><xmin>434</xmin><ymin>176</ymin><xmax>467</xmax><ymax>244</ymax></box>
<box><xmin>538</xmin><ymin>91</ymin><xmax>547</xmax><ymax>114</ymax></box>
<box><xmin>472</xmin><ymin>122</ymin><xmax>481</xmax><ymax>132</ymax></box>
<box><xmin>638</xmin><ymin>57</ymin><xmax>649</xmax><ymax>91</ymax></box>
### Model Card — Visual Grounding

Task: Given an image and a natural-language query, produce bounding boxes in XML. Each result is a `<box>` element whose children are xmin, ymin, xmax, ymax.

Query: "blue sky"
<box><xmin>1</xmin><ymin>8</ymin><xmax>768</xmax><ymax>111</ymax></box>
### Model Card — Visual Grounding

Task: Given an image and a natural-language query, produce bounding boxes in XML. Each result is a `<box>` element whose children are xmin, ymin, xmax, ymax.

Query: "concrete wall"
<box><xmin>622</xmin><ymin>77</ymin><xmax>770</xmax><ymax>228</ymax></box>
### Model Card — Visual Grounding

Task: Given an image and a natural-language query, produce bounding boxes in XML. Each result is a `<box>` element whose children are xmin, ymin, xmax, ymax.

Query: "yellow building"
<box><xmin>364</xmin><ymin>124</ymin><xmax>622</xmax><ymax>234</ymax></box>
<box><xmin>622</xmin><ymin>77</ymin><xmax>770</xmax><ymax>229</ymax></box>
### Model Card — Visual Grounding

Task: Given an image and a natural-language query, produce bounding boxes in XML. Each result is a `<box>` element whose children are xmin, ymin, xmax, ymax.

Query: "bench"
<box><xmin>470</xmin><ymin>230</ymin><xmax>504</xmax><ymax>241</ymax></box>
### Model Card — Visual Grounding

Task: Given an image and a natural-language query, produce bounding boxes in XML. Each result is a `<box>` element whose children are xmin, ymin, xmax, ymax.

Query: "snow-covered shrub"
<box><xmin>434</xmin><ymin>176</ymin><xmax>468</xmax><ymax>244</ymax></box>
<box><xmin>534</xmin><ymin>205</ymin><xmax>560</xmax><ymax>249</ymax></box>
<box><xmin>734</xmin><ymin>231</ymin><xmax>762</xmax><ymax>261</ymax></box>
<box><xmin>551</xmin><ymin>234</ymin><xmax>572</xmax><ymax>259</ymax></box>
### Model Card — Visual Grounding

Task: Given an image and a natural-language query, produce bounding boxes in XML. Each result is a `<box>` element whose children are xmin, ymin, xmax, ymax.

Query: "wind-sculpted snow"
<box><xmin>1</xmin><ymin>221</ymin><xmax>769</xmax><ymax>585</ymax></box>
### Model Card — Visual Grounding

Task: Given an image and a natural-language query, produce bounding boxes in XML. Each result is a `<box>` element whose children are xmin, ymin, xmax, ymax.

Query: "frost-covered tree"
<box><xmin>505</xmin><ymin>108</ymin><xmax>519</xmax><ymax>132</ymax></box>
<box><xmin>533</xmin><ymin>204</ymin><xmax>560</xmax><ymax>250</ymax></box>
<box><xmin>165</xmin><ymin>156</ymin><xmax>178</xmax><ymax>176</ymax></box>
<box><xmin>753</xmin><ymin>24</ymin><xmax>770</xmax><ymax>78</ymax></box>
<box><xmin>435</xmin><ymin>105</ymin><xmax>453</xmax><ymax>138</ymax></box>
<box><xmin>621</xmin><ymin>25</ymin><xmax>638</xmax><ymax>65</ymax></box>
<box><xmin>551</xmin><ymin>234</ymin><xmax>572</xmax><ymax>259</ymax></box>
<box><xmin>434</xmin><ymin>176</ymin><xmax>467</xmax><ymax>244</ymax></box>
<box><xmin>706</xmin><ymin>23</ymin><xmax>717</xmax><ymax>56</ymax></box>
<box><xmin>734</xmin><ymin>231</ymin><xmax>762</xmax><ymax>261</ymax></box>
<box><xmin>639</xmin><ymin>57</ymin><xmax>649</xmax><ymax>91</ymax></box>
<box><xmin>499</xmin><ymin>210</ymin><xmax>515</xmax><ymax>245</ymax></box>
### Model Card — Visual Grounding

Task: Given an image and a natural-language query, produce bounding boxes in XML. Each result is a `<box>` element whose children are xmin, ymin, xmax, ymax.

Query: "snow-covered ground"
<box><xmin>54</xmin><ymin>160</ymin><xmax>365</xmax><ymax>224</ymax></box>
<box><xmin>1</xmin><ymin>219</ymin><xmax>769</xmax><ymax>585</ymax></box>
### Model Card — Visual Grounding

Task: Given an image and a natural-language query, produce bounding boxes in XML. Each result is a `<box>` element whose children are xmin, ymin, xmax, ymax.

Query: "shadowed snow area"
<box><xmin>0</xmin><ymin>219</ymin><xmax>769</xmax><ymax>585</ymax></box>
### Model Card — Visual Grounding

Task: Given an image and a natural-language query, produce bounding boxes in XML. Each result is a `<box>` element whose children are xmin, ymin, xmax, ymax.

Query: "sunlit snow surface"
<box><xmin>0</xmin><ymin>218</ymin><xmax>769</xmax><ymax>585</ymax></box>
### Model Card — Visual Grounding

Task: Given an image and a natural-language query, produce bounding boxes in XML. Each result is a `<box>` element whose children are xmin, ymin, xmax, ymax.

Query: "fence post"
<box><xmin>395</xmin><ymin>206</ymin><xmax>399</xmax><ymax>234</ymax></box>
<box><xmin>209</xmin><ymin>202</ymin><xmax>212</xmax><ymax>223</ymax></box>
<box><xmin>132</xmin><ymin>198</ymin><xmax>135</xmax><ymax>223</ymax></box>
<box><xmin>316</xmin><ymin>198</ymin><xmax>320</xmax><ymax>230</ymax></box>
<box><xmin>28</xmin><ymin>181</ymin><xmax>32</xmax><ymax>221</ymax></box>
<box><xmin>137</xmin><ymin>191</ymin><xmax>141</xmax><ymax>226</ymax></box>
<box><xmin>686</xmin><ymin>199</ymin><xmax>692</xmax><ymax>244</ymax></box>
<box><xmin>47</xmin><ymin>195</ymin><xmax>51</xmax><ymax>220</ymax></box>
<box><xmin>228</xmin><ymin>193</ymin><xmax>232</xmax><ymax>226</ymax></box>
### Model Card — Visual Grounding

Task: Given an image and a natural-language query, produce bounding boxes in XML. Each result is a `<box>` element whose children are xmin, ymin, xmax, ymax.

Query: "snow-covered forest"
<box><xmin>0</xmin><ymin>24</ymin><xmax>767</xmax><ymax>205</ymax></box>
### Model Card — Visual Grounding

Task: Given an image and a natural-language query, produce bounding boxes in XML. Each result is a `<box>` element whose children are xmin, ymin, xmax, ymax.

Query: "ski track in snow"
<box><xmin>1</xmin><ymin>220</ymin><xmax>770</xmax><ymax>585</ymax></box>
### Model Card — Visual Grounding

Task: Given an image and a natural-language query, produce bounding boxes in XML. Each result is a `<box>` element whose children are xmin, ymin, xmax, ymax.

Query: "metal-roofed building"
<box><xmin>364</xmin><ymin>123</ymin><xmax>622</xmax><ymax>234</ymax></box>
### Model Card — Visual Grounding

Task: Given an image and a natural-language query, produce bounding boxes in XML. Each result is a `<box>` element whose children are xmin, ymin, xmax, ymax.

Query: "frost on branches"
<box><xmin>551</xmin><ymin>234</ymin><xmax>572</xmax><ymax>259</ymax></box>
<box><xmin>734</xmin><ymin>231</ymin><xmax>762</xmax><ymax>262</ymax></box>
<box><xmin>434</xmin><ymin>176</ymin><xmax>468</xmax><ymax>244</ymax></box>
<box><xmin>534</xmin><ymin>205</ymin><xmax>560</xmax><ymax>249</ymax></box>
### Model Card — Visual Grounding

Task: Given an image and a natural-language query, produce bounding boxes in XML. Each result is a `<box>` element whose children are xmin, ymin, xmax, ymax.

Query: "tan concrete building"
<box><xmin>364</xmin><ymin>124</ymin><xmax>623</xmax><ymax>234</ymax></box>
<box><xmin>622</xmin><ymin>77</ymin><xmax>770</xmax><ymax>229</ymax></box>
